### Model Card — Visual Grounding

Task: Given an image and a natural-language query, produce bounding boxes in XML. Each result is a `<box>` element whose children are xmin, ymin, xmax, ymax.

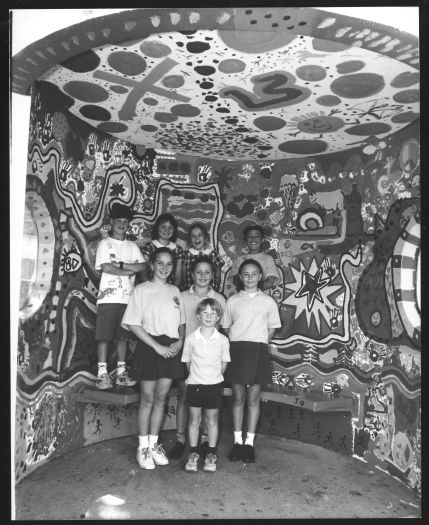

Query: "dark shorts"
<box><xmin>225</xmin><ymin>341</ymin><xmax>271</xmax><ymax>385</ymax></box>
<box><xmin>129</xmin><ymin>335</ymin><xmax>186</xmax><ymax>381</ymax></box>
<box><xmin>185</xmin><ymin>383</ymin><xmax>223</xmax><ymax>409</ymax></box>
<box><xmin>95</xmin><ymin>303</ymin><xmax>136</xmax><ymax>342</ymax></box>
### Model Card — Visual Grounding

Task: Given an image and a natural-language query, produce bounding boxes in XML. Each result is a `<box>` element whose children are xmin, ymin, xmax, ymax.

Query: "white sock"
<box><xmin>116</xmin><ymin>361</ymin><xmax>126</xmax><ymax>375</ymax></box>
<box><xmin>97</xmin><ymin>362</ymin><xmax>107</xmax><ymax>377</ymax></box>
<box><xmin>234</xmin><ymin>431</ymin><xmax>243</xmax><ymax>445</ymax></box>
<box><xmin>245</xmin><ymin>433</ymin><xmax>255</xmax><ymax>446</ymax></box>
<box><xmin>149</xmin><ymin>434</ymin><xmax>158</xmax><ymax>448</ymax></box>
<box><xmin>138</xmin><ymin>435</ymin><xmax>149</xmax><ymax>449</ymax></box>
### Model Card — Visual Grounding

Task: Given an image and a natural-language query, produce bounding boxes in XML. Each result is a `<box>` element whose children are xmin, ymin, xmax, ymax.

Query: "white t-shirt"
<box><xmin>181</xmin><ymin>327</ymin><xmax>230</xmax><ymax>385</ymax></box>
<box><xmin>95</xmin><ymin>237</ymin><xmax>144</xmax><ymax>304</ymax></box>
<box><xmin>181</xmin><ymin>286</ymin><xmax>226</xmax><ymax>336</ymax></box>
<box><xmin>121</xmin><ymin>281</ymin><xmax>185</xmax><ymax>338</ymax></box>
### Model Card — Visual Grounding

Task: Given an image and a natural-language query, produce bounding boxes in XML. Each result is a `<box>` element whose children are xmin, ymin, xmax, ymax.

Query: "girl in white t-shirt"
<box><xmin>221</xmin><ymin>259</ymin><xmax>281</xmax><ymax>464</ymax></box>
<box><xmin>122</xmin><ymin>247</ymin><xmax>186</xmax><ymax>470</ymax></box>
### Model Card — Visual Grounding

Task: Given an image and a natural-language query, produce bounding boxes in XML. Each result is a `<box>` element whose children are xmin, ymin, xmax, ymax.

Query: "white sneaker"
<box><xmin>203</xmin><ymin>452</ymin><xmax>217</xmax><ymax>472</ymax></box>
<box><xmin>137</xmin><ymin>447</ymin><xmax>155</xmax><ymax>470</ymax></box>
<box><xmin>151</xmin><ymin>444</ymin><xmax>169</xmax><ymax>466</ymax></box>
<box><xmin>185</xmin><ymin>452</ymin><xmax>200</xmax><ymax>472</ymax></box>
<box><xmin>113</xmin><ymin>369</ymin><xmax>137</xmax><ymax>387</ymax></box>
<box><xmin>96</xmin><ymin>373</ymin><xmax>113</xmax><ymax>390</ymax></box>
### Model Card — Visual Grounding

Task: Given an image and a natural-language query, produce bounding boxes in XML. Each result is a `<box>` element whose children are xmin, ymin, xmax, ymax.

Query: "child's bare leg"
<box><xmin>115</xmin><ymin>339</ymin><xmax>127</xmax><ymax>363</ymax></box>
<box><xmin>138</xmin><ymin>380</ymin><xmax>156</xmax><ymax>436</ymax></box>
<box><xmin>231</xmin><ymin>383</ymin><xmax>246</xmax><ymax>433</ymax></box>
<box><xmin>97</xmin><ymin>341</ymin><xmax>109</xmax><ymax>363</ymax></box>
<box><xmin>246</xmin><ymin>384</ymin><xmax>261</xmax><ymax>434</ymax></box>
<box><xmin>188</xmin><ymin>407</ymin><xmax>202</xmax><ymax>448</ymax></box>
<box><xmin>176</xmin><ymin>380</ymin><xmax>188</xmax><ymax>436</ymax></box>
<box><xmin>149</xmin><ymin>377</ymin><xmax>173</xmax><ymax>437</ymax></box>
<box><xmin>205</xmin><ymin>408</ymin><xmax>219</xmax><ymax>448</ymax></box>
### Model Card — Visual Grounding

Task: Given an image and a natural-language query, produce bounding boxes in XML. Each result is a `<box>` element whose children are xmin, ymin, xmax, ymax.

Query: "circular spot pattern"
<box><xmin>296</xmin><ymin>64</ymin><xmax>326</xmax><ymax>81</ymax></box>
<box><xmin>312</xmin><ymin>38</ymin><xmax>350</xmax><ymax>52</ymax></box>
<box><xmin>79</xmin><ymin>105</ymin><xmax>111</xmax><ymax>121</ymax></box>
<box><xmin>278</xmin><ymin>139</ymin><xmax>328</xmax><ymax>154</ymax></box>
<box><xmin>330</xmin><ymin>73</ymin><xmax>385</xmax><ymax>98</ymax></box>
<box><xmin>195</xmin><ymin>65</ymin><xmax>216</xmax><ymax>76</ymax></box>
<box><xmin>108</xmin><ymin>51</ymin><xmax>146</xmax><ymax>76</ymax></box>
<box><xmin>140</xmin><ymin>125</ymin><xmax>158</xmax><ymax>132</ymax></box>
<box><xmin>391</xmin><ymin>111</ymin><xmax>419</xmax><ymax>123</ymax></box>
<box><xmin>345</xmin><ymin>122</ymin><xmax>392</xmax><ymax>136</ymax></box>
<box><xmin>218</xmin><ymin>59</ymin><xmax>246</xmax><ymax>74</ymax></box>
<box><xmin>110</xmin><ymin>85</ymin><xmax>129</xmax><ymax>94</ymax></box>
<box><xmin>171</xmin><ymin>104</ymin><xmax>201</xmax><ymax>117</ymax></box>
<box><xmin>316</xmin><ymin>95</ymin><xmax>341</xmax><ymax>106</ymax></box>
<box><xmin>97</xmin><ymin>122</ymin><xmax>128</xmax><ymax>133</ymax></box>
<box><xmin>297</xmin><ymin>116</ymin><xmax>344</xmax><ymax>134</ymax></box>
<box><xmin>154</xmin><ymin>112</ymin><xmax>178</xmax><ymax>123</ymax></box>
<box><xmin>392</xmin><ymin>89</ymin><xmax>419</xmax><ymax>103</ymax></box>
<box><xmin>162</xmin><ymin>75</ymin><xmax>185</xmax><ymax>88</ymax></box>
<box><xmin>336</xmin><ymin>60</ymin><xmax>365</xmax><ymax>74</ymax></box>
<box><xmin>143</xmin><ymin>97</ymin><xmax>158</xmax><ymax>106</ymax></box>
<box><xmin>254</xmin><ymin>116</ymin><xmax>286</xmax><ymax>131</ymax></box>
<box><xmin>390</xmin><ymin>71</ymin><xmax>420</xmax><ymax>88</ymax></box>
<box><xmin>140</xmin><ymin>41</ymin><xmax>171</xmax><ymax>57</ymax></box>
<box><xmin>63</xmin><ymin>81</ymin><xmax>109</xmax><ymax>103</ymax></box>
<box><xmin>186</xmin><ymin>41</ymin><xmax>211</xmax><ymax>53</ymax></box>
<box><xmin>61</xmin><ymin>50</ymin><xmax>100</xmax><ymax>72</ymax></box>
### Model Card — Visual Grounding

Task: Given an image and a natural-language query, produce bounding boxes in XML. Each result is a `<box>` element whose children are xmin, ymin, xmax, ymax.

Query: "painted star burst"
<box><xmin>283</xmin><ymin>257</ymin><xmax>343</xmax><ymax>332</ymax></box>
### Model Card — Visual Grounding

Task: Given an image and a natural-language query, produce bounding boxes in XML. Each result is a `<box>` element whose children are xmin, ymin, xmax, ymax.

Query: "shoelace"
<box><xmin>154</xmin><ymin>444</ymin><xmax>166</xmax><ymax>455</ymax></box>
<box><xmin>188</xmin><ymin>453</ymin><xmax>199</xmax><ymax>463</ymax></box>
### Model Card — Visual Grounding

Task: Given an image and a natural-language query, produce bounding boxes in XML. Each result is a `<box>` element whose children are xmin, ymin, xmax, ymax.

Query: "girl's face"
<box><xmin>245</xmin><ymin>229</ymin><xmax>263</xmax><ymax>253</ymax></box>
<box><xmin>192</xmin><ymin>262</ymin><xmax>213</xmax><ymax>288</ymax></box>
<box><xmin>190</xmin><ymin>227</ymin><xmax>207</xmax><ymax>251</ymax></box>
<box><xmin>158</xmin><ymin>220</ymin><xmax>175</xmax><ymax>242</ymax></box>
<box><xmin>239</xmin><ymin>263</ymin><xmax>261</xmax><ymax>291</ymax></box>
<box><xmin>151</xmin><ymin>252</ymin><xmax>174</xmax><ymax>282</ymax></box>
<box><xmin>198</xmin><ymin>305</ymin><xmax>220</xmax><ymax>329</ymax></box>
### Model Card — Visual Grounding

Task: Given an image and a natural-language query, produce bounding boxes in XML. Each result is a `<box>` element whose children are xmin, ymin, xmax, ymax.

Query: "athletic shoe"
<box><xmin>185</xmin><ymin>452</ymin><xmax>200</xmax><ymax>472</ymax></box>
<box><xmin>151</xmin><ymin>444</ymin><xmax>169</xmax><ymax>466</ymax></box>
<box><xmin>199</xmin><ymin>441</ymin><xmax>209</xmax><ymax>460</ymax></box>
<box><xmin>228</xmin><ymin>443</ymin><xmax>243</xmax><ymax>461</ymax></box>
<box><xmin>96</xmin><ymin>373</ymin><xmax>113</xmax><ymax>390</ymax></box>
<box><xmin>137</xmin><ymin>447</ymin><xmax>155</xmax><ymax>470</ymax></box>
<box><xmin>169</xmin><ymin>440</ymin><xmax>186</xmax><ymax>460</ymax></box>
<box><xmin>113</xmin><ymin>369</ymin><xmax>137</xmax><ymax>387</ymax></box>
<box><xmin>242</xmin><ymin>444</ymin><xmax>255</xmax><ymax>463</ymax></box>
<box><xmin>203</xmin><ymin>453</ymin><xmax>217</xmax><ymax>472</ymax></box>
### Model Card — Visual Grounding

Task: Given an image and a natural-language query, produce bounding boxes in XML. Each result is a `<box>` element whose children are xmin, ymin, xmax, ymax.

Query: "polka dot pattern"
<box><xmin>107</xmin><ymin>51</ymin><xmax>146</xmax><ymax>76</ymax></box>
<box><xmin>63</xmin><ymin>81</ymin><xmax>109</xmax><ymax>102</ymax></box>
<box><xmin>330</xmin><ymin>73</ymin><xmax>385</xmax><ymax>98</ymax></box>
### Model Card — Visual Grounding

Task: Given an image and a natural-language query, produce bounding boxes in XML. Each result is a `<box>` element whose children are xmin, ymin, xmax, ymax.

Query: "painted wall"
<box><xmin>15</xmin><ymin>81</ymin><xmax>420</xmax><ymax>494</ymax></box>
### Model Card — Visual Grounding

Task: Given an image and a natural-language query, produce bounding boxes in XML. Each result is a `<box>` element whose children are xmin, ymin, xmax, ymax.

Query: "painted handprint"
<box><xmin>322</xmin><ymin>257</ymin><xmax>337</xmax><ymax>279</ymax></box>
<box><xmin>102</xmin><ymin>140</ymin><xmax>112</xmax><ymax>162</ymax></box>
<box><xmin>197</xmin><ymin>164</ymin><xmax>212</xmax><ymax>184</ymax></box>
<box><xmin>59</xmin><ymin>160</ymin><xmax>73</xmax><ymax>182</ymax></box>
<box><xmin>87</xmin><ymin>134</ymin><xmax>98</xmax><ymax>156</ymax></box>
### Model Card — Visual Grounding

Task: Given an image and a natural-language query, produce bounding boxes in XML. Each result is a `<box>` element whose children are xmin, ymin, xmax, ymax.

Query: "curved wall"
<box><xmin>15</xmin><ymin>80</ymin><xmax>420</xmax><ymax>495</ymax></box>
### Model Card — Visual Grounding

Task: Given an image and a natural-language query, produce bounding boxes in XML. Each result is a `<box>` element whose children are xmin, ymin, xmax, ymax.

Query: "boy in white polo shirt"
<box><xmin>181</xmin><ymin>298</ymin><xmax>230</xmax><ymax>472</ymax></box>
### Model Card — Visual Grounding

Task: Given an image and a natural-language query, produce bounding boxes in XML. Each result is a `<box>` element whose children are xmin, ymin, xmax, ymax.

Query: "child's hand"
<box><xmin>155</xmin><ymin>344</ymin><xmax>172</xmax><ymax>359</ymax></box>
<box><xmin>169</xmin><ymin>340</ymin><xmax>183</xmax><ymax>357</ymax></box>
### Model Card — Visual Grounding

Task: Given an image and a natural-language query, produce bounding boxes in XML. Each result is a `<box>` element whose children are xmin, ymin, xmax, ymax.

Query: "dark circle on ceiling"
<box><xmin>253</xmin><ymin>116</ymin><xmax>286</xmax><ymax>131</ymax></box>
<box><xmin>171</xmin><ymin>104</ymin><xmax>201</xmax><ymax>117</ymax></box>
<box><xmin>143</xmin><ymin>97</ymin><xmax>158</xmax><ymax>105</ymax></box>
<box><xmin>243</xmin><ymin>137</ymin><xmax>258</xmax><ymax>144</ymax></box>
<box><xmin>216</xmin><ymin>107</ymin><xmax>230</xmax><ymax>113</ymax></box>
<box><xmin>295</xmin><ymin>64</ymin><xmax>326</xmax><ymax>81</ymax></box>
<box><xmin>140</xmin><ymin>41</ymin><xmax>172</xmax><ymax>57</ymax></box>
<box><xmin>97</xmin><ymin>122</ymin><xmax>128</xmax><ymax>133</ymax></box>
<box><xmin>200</xmin><ymin>81</ymin><xmax>214</xmax><ymax>89</ymax></box>
<box><xmin>392</xmin><ymin>89</ymin><xmax>420</xmax><ymax>103</ymax></box>
<box><xmin>316</xmin><ymin>94</ymin><xmax>341</xmax><ymax>106</ymax></box>
<box><xmin>205</xmin><ymin>95</ymin><xmax>218</xmax><ymax>102</ymax></box>
<box><xmin>162</xmin><ymin>75</ymin><xmax>185</xmax><ymax>88</ymax></box>
<box><xmin>297</xmin><ymin>115</ymin><xmax>344</xmax><ymax>133</ymax></box>
<box><xmin>63</xmin><ymin>81</ymin><xmax>109</xmax><ymax>103</ymax></box>
<box><xmin>60</xmin><ymin>50</ymin><xmax>100</xmax><ymax>72</ymax></box>
<box><xmin>37</xmin><ymin>81</ymin><xmax>75</xmax><ymax>109</ymax></box>
<box><xmin>218</xmin><ymin>29</ymin><xmax>296</xmax><ymax>53</ymax></box>
<box><xmin>330</xmin><ymin>73</ymin><xmax>385</xmax><ymax>98</ymax></box>
<box><xmin>391</xmin><ymin>111</ymin><xmax>419</xmax><ymax>123</ymax></box>
<box><xmin>107</xmin><ymin>51</ymin><xmax>147</xmax><ymax>76</ymax></box>
<box><xmin>79</xmin><ymin>105</ymin><xmax>111</xmax><ymax>121</ymax></box>
<box><xmin>225</xmin><ymin>118</ymin><xmax>238</xmax><ymax>124</ymax></box>
<box><xmin>390</xmin><ymin>71</ymin><xmax>420</xmax><ymax>88</ymax></box>
<box><xmin>194</xmin><ymin>65</ymin><xmax>216</xmax><ymax>76</ymax></box>
<box><xmin>336</xmin><ymin>60</ymin><xmax>365</xmax><ymax>74</ymax></box>
<box><xmin>278</xmin><ymin>139</ymin><xmax>328</xmax><ymax>154</ymax></box>
<box><xmin>218</xmin><ymin>59</ymin><xmax>246</xmax><ymax>74</ymax></box>
<box><xmin>140</xmin><ymin>125</ymin><xmax>158</xmax><ymax>132</ymax></box>
<box><xmin>110</xmin><ymin>85</ymin><xmax>129</xmax><ymax>94</ymax></box>
<box><xmin>186</xmin><ymin>41</ymin><xmax>211</xmax><ymax>53</ymax></box>
<box><xmin>312</xmin><ymin>38</ymin><xmax>350</xmax><ymax>52</ymax></box>
<box><xmin>345</xmin><ymin>122</ymin><xmax>392</xmax><ymax>136</ymax></box>
<box><xmin>154</xmin><ymin>112</ymin><xmax>178</xmax><ymax>122</ymax></box>
<box><xmin>258</xmin><ymin>145</ymin><xmax>273</xmax><ymax>150</ymax></box>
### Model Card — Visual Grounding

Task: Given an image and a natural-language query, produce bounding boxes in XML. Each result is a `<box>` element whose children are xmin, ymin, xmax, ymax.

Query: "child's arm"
<box><xmin>221</xmin><ymin>361</ymin><xmax>228</xmax><ymax>375</ymax></box>
<box><xmin>126</xmin><ymin>324</ymin><xmax>173</xmax><ymax>358</ymax></box>
<box><xmin>261</xmin><ymin>275</ymin><xmax>279</xmax><ymax>291</ymax></box>
<box><xmin>100</xmin><ymin>262</ymin><xmax>134</xmax><ymax>276</ymax></box>
<box><xmin>169</xmin><ymin>323</ymin><xmax>186</xmax><ymax>356</ymax></box>
<box><xmin>267</xmin><ymin>327</ymin><xmax>277</xmax><ymax>343</ymax></box>
<box><xmin>123</xmin><ymin>261</ymin><xmax>146</xmax><ymax>273</ymax></box>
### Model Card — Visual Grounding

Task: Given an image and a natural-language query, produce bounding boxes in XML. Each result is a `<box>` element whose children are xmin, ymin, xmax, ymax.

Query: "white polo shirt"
<box><xmin>181</xmin><ymin>327</ymin><xmax>230</xmax><ymax>385</ymax></box>
<box><xmin>181</xmin><ymin>286</ymin><xmax>226</xmax><ymax>336</ymax></box>
<box><xmin>221</xmin><ymin>290</ymin><xmax>281</xmax><ymax>343</ymax></box>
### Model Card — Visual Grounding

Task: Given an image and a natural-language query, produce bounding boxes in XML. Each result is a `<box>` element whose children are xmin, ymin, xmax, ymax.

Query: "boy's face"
<box><xmin>245</xmin><ymin>229</ymin><xmax>262</xmax><ymax>253</ymax></box>
<box><xmin>110</xmin><ymin>218</ymin><xmax>129</xmax><ymax>239</ymax></box>
<box><xmin>198</xmin><ymin>305</ymin><xmax>220</xmax><ymax>328</ymax></box>
<box><xmin>192</xmin><ymin>262</ymin><xmax>213</xmax><ymax>288</ymax></box>
<box><xmin>158</xmin><ymin>221</ymin><xmax>174</xmax><ymax>242</ymax></box>
<box><xmin>239</xmin><ymin>263</ymin><xmax>261</xmax><ymax>291</ymax></box>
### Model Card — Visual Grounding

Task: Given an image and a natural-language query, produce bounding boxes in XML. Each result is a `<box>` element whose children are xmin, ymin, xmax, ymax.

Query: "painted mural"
<box><xmin>15</xmin><ymin>77</ymin><xmax>420</xmax><ymax>494</ymax></box>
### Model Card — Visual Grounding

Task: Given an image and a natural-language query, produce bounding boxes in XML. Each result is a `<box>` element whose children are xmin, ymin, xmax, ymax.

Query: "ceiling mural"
<box><xmin>13</xmin><ymin>7</ymin><xmax>419</xmax><ymax>161</ymax></box>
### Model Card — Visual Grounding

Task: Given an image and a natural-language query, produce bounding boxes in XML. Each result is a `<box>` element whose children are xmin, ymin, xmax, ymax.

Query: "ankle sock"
<box><xmin>233</xmin><ymin>431</ymin><xmax>243</xmax><ymax>445</ymax></box>
<box><xmin>245</xmin><ymin>433</ymin><xmax>255</xmax><ymax>446</ymax></box>
<box><xmin>116</xmin><ymin>361</ymin><xmax>126</xmax><ymax>375</ymax></box>
<box><xmin>138</xmin><ymin>435</ymin><xmax>149</xmax><ymax>449</ymax></box>
<box><xmin>97</xmin><ymin>362</ymin><xmax>107</xmax><ymax>377</ymax></box>
<box><xmin>189</xmin><ymin>446</ymin><xmax>199</xmax><ymax>454</ymax></box>
<box><xmin>176</xmin><ymin>432</ymin><xmax>186</xmax><ymax>444</ymax></box>
<box><xmin>148</xmin><ymin>434</ymin><xmax>158</xmax><ymax>448</ymax></box>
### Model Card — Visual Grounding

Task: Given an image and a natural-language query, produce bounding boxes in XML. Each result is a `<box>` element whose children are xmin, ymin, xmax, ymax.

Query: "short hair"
<box><xmin>187</xmin><ymin>222</ymin><xmax>209</xmax><ymax>245</ymax></box>
<box><xmin>148</xmin><ymin>247</ymin><xmax>176</xmax><ymax>282</ymax></box>
<box><xmin>190</xmin><ymin>254</ymin><xmax>213</xmax><ymax>273</ymax></box>
<box><xmin>238</xmin><ymin>258</ymin><xmax>263</xmax><ymax>278</ymax></box>
<box><xmin>151</xmin><ymin>213</ymin><xmax>178</xmax><ymax>242</ymax></box>
<box><xmin>196</xmin><ymin>297</ymin><xmax>223</xmax><ymax>318</ymax></box>
<box><xmin>243</xmin><ymin>224</ymin><xmax>264</xmax><ymax>239</ymax></box>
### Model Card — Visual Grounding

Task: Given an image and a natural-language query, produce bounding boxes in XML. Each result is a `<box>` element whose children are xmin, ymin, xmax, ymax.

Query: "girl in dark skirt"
<box><xmin>122</xmin><ymin>247</ymin><xmax>186</xmax><ymax>470</ymax></box>
<box><xmin>221</xmin><ymin>259</ymin><xmax>281</xmax><ymax>463</ymax></box>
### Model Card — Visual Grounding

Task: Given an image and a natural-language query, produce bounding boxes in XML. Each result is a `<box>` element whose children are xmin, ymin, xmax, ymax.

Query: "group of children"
<box><xmin>94</xmin><ymin>203</ymin><xmax>281</xmax><ymax>472</ymax></box>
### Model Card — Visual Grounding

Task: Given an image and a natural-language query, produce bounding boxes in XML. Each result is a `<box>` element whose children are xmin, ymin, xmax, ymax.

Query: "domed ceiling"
<box><xmin>12</xmin><ymin>7</ymin><xmax>419</xmax><ymax>160</ymax></box>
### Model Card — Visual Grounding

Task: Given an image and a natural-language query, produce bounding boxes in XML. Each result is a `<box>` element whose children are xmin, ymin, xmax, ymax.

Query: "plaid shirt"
<box><xmin>141</xmin><ymin>240</ymin><xmax>184</xmax><ymax>262</ymax></box>
<box><xmin>182</xmin><ymin>247</ymin><xmax>224</xmax><ymax>291</ymax></box>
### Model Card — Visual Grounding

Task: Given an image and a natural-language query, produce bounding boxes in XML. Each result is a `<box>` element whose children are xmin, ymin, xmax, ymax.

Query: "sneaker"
<box><xmin>151</xmin><ymin>444</ymin><xmax>169</xmax><ymax>466</ymax></box>
<box><xmin>228</xmin><ymin>443</ymin><xmax>243</xmax><ymax>461</ymax></box>
<box><xmin>185</xmin><ymin>452</ymin><xmax>200</xmax><ymax>472</ymax></box>
<box><xmin>203</xmin><ymin>453</ymin><xmax>217</xmax><ymax>472</ymax></box>
<box><xmin>242</xmin><ymin>444</ymin><xmax>255</xmax><ymax>463</ymax></box>
<box><xmin>96</xmin><ymin>373</ymin><xmax>113</xmax><ymax>390</ymax></box>
<box><xmin>137</xmin><ymin>447</ymin><xmax>155</xmax><ymax>470</ymax></box>
<box><xmin>113</xmin><ymin>369</ymin><xmax>137</xmax><ymax>387</ymax></box>
<box><xmin>169</xmin><ymin>440</ymin><xmax>186</xmax><ymax>460</ymax></box>
<box><xmin>199</xmin><ymin>441</ymin><xmax>209</xmax><ymax>460</ymax></box>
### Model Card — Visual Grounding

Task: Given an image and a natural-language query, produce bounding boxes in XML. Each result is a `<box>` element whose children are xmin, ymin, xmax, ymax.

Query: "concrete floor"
<box><xmin>14</xmin><ymin>430</ymin><xmax>421</xmax><ymax>520</ymax></box>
